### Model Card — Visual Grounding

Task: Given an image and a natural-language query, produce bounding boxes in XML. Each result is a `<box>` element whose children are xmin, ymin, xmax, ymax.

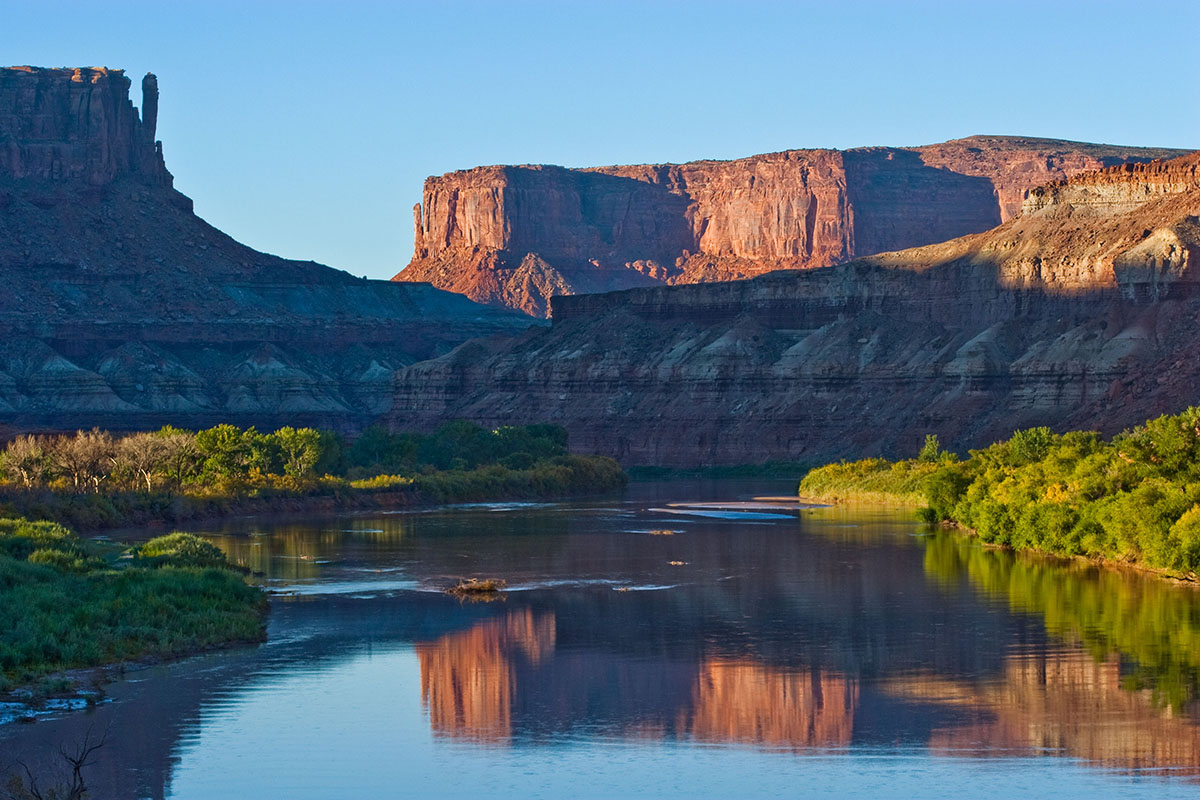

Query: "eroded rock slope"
<box><xmin>0</xmin><ymin>67</ymin><xmax>532</xmax><ymax>435</ymax></box>
<box><xmin>389</xmin><ymin>153</ymin><xmax>1200</xmax><ymax>466</ymax></box>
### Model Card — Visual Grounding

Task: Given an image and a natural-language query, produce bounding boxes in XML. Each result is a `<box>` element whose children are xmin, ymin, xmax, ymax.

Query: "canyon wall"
<box><xmin>396</xmin><ymin>137</ymin><xmax>1189</xmax><ymax>316</ymax></box>
<box><xmin>389</xmin><ymin>153</ymin><xmax>1200</xmax><ymax>466</ymax></box>
<box><xmin>0</xmin><ymin>66</ymin><xmax>532</xmax><ymax>436</ymax></box>
<box><xmin>0</xmin><ymin>67</ymin><xmax>167</xmax><ymax>186</ymax></box>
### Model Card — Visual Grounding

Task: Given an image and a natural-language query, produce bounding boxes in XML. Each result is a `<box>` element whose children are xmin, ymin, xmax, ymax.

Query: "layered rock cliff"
<box><xmin>0</xmin><ymin>66</ymin><xmax>532</xmax><ymax>436</ymax></box>
<box><xmin>389</xmin><ymin>153</ymin><xmax>1200</xmax><ymax>466</ymax></box>
<box><xmin>395</xmin><ymin>137</ymin><xmax>1188</xmax><ymax>316</ymax></box>
<box><xmin>0</xmin><ymin>66</ymin><xmax>168</xmax><ymax>187</ymax></box>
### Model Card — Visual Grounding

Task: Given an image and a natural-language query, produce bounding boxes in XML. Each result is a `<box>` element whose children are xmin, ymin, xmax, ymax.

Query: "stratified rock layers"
<box><xmin>0</xmin><ymin>67</ymin><xmax>531</xmax><ymax>435</ymax></box>
<box><xmin>395</xmin><ymin>137</ymin><xmax>1188</xmax><ymax>316</ymax></box>
<box><xmin>389</xmin><ymin>154</ymin><xmax>1200</xmax><ymax>466</ymax></box>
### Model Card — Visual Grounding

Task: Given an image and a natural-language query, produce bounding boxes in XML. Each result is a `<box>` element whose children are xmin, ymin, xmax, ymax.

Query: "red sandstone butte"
<box><xmin>0</xmin><ymin>66</ymin><xmax>531</xmax><ymax>437</ymax></box>
<box><xmin>394</xmin><ymin>137</ymin><xmax>1189</xmax><ymax>316</ymax></box>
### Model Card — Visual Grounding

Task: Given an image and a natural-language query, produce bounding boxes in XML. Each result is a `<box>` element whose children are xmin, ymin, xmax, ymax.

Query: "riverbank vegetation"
<box><xmin>0</xmin><ymin>519</ymin><xmax>265</xmax><ymax>692</ymax></box>
<box><xmin>795</xmin><ymin>442</ymin><xmax>945</xmax><ymax>506</ymax></box>
<box><xmin>0</xmin><ymin>422</ymin><xmax>626</xmax><ymax>530</ymax></box>
<box><xmin>799</xmin><ymin>411</ymin><xmax>1200</xmax><ymax>575</ymax></box>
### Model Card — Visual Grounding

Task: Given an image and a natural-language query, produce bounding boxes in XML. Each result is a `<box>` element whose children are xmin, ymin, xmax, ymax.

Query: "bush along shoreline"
<box><xmin>0</xmin><ymin>519</ymin><xmax>267</xmax><ymax>712</ymax></box>
<box><xmin>0</xmin><ymin>422</ymin><xmax>627</xmax><ymax>531</ymax></box>
<box><xmin>799</xmin><ymin>410</ymin><xmax>1200</xmax><ymax>579</ymax></box>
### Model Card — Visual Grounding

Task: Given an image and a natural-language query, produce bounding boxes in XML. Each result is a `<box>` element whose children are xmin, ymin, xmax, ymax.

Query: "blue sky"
<box><xmin>6</xmin><ymin>0</ymin><xmax>1198</xmax><ymax>280</ymax></box>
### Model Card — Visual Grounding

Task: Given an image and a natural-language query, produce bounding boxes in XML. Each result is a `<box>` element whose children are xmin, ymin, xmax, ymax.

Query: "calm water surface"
<box><xmin>3</xmin><ymin>479</ymin><xmax>1200</xmax><ymax>799</ymax></box>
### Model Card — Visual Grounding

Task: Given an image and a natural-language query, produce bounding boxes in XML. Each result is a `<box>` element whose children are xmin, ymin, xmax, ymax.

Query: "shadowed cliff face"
<box><xmin>0</xmin><ymin>67</ymin><xmax>167</xmax><ymax>186</ymax></box>
<box><xmin>0</xmin><ymin>67</ymin><xmax>533</xmax><ymax>436</ymax></box>
<box><xmin>389</xmin><ymin>154</ymin><xmax>1200</xmax><ymax>466</ymax></box>
<box><xmin>395</xmin><ymin>137</ymin><xmax>1190</xmax><ymax>316</ymax></box>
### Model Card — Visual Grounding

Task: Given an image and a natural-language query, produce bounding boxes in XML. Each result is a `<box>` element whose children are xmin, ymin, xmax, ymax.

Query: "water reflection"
<box><xmin>418</xmin><ymin>610</ymin><xmax>557</xmax><ymax>744</ymax></box>
<box><xmin>887</xmin><ymin>648</ymin><xmax>1200</xmax><ymax>775</ymax></box>
<box><xmin>414</xmin><ymin>608</ymin><xmax>860</xmax><ymax>751</ymax></box>
<box><xmin>924</xmin><ymin>534</ymin><xmax>1200</xmax><ymax>709</ymax></box>
<box><xmin>3</xmin><ymin>484</ymin><xmax>1200</xmax><ymax>798</ymax></box>
<box><xmin>684</xmin><ymin>660</ymin><xmax>857</xmax><ymax>749</ymax></box>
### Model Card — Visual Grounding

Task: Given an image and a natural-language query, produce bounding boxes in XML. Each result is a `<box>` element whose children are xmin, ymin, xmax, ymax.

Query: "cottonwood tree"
<box><xmin>156</xmin><ymin>426</ymin><xmax>201</xmax><ymax>490</ymax></box>
<box><xmin>115</xmin><ymin>432</ymin><xmax>172</xmax><ymax>492</ymax></box>
<box><xmin>50</xmin><ymin>430</ymin><xmax>115</xmax><ymax>493</ymax></box>
<box><xmin>2</xmin><ymin>435</ymin><xmax>51</xmax><ymax>488</ymax></box>
<box><xmin>194</xmin><ymin>425</ymin><xmax>274</xmax><ymax>485</ymax></box>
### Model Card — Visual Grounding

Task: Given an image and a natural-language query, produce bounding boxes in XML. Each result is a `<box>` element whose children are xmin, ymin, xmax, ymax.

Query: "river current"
<box><xmin>2</xmin><ymin>479</ymin><xmax>1199</xmax><ymax>799</ymax></box>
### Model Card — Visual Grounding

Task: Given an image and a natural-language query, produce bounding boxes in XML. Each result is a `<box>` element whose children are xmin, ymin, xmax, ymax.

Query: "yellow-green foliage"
<box><xmin>413</xmin><ymin>455</ymin><xmax>627</xmax><ymax>502</ymax></box>
<box><xmin>0</xmin><ymin>519</ymin><xmax>265</xmax><ymax>690</ymax></box>
<box><xmin>798</xmin><ymin>457</ymin><xmax>942</xmax><ymax>506</ymax></box>
<box><xmin>926</xmin><ymin>411</ymin><xmax>1200</xmax><ymax>573</ymax></box>
<box><xmin>803</xmin><ymin>407</ymin><xmax>1200</xmax><ymax>573</ymax></box>
<box><xmin>348</xmin><ymin>474</ymin><xmax>415</xmax><ymax>491</ymax></box>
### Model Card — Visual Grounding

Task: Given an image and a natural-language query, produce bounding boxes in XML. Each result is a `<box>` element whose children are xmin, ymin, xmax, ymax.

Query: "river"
<box><xmin>2</xmin><ymin>479</ymin><xmax>1199</xmax><ymax>798</ymax></box>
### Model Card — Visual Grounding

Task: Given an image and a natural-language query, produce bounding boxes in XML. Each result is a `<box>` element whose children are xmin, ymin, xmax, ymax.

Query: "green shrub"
<box><xmin>27</xmin><ymin>548</ymin><xmax>97</xmax><ymax>573</ymax></box>
<box><xmin>0</xmin><ymin>518</ymin><xmax>265</xmax><ymax>688</ymax></box>
<box><xmin>349</xmin><ymin>473</ymin><xmax>416</xmax><ymax>491</ymax></box>
<box><xmin>0</xmin><ymin>518</ymin><xmax>74</xmax><ymax>559</ymax></box>
<box><xmin>806</xmin><ymin>407</ymin><xmax>1200</xmax><ymax>574</ymax></box>
<box><xmin>922</xmin><ymin>465</ymin><xmax>971</xmax><ymax>522</ymax></box>
<box><xmin>799</xmin><ymin>457</ymin><xmax>939</xmax><ymax>505</ymax></box>
<box><xmin>1168</xmin><ymin>506</ymin><xmax>1200</xmax><ymax>572</ymax></box>
<box><xmin>132</xmin><ymin>532</ymin><xmax>230</xmax><ymax>569</ymax></box>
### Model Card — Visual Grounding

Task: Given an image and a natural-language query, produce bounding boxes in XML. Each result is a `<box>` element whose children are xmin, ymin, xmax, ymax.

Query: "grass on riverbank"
<box><xmin>0</xmin><ymin>519</ymin><xmax>266</xmax><ymax>692</ymax></box>
<box><xmin>799</xmin><ymin>411</ymin><xmax>1200</xmax><ymax>576</ymax></box>
<box><xmin>797</xmin><ymin>457</ymin><xmax>939</xmax><ymax>506</ymax></box>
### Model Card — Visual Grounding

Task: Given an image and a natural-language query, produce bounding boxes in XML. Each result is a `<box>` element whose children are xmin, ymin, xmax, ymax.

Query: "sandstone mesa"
<box><xmin>395</xmin><ymin>137</ymin><xmax>1187</xmax><ymax>316</ymax></box>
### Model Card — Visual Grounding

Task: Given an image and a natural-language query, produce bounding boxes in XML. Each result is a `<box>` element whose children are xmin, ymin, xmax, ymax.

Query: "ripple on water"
<box><xmin>649</xmin><ymin>507</ymin><xmax>798</xmax><ymax>520</ymax></box>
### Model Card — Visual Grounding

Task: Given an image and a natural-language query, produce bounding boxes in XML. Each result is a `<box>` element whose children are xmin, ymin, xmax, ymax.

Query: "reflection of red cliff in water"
<box><xmin>416</xmin><ymin>610</ymin><xmax>556</xmax><ymax>743</ymax></box>
<box><xmin>885</xmin><ymin>649</ymin><xmax>1200</xmax><ymax>776</ymax></box>
<box><xmin>681</xmin><ymin>659</ymin><xmax>857</xmax><ymax>749</ymax></box>
<box><xmin>416</xmin><ymin>610</ymin><xmax>856</xmax><ymax>749</ymax></box>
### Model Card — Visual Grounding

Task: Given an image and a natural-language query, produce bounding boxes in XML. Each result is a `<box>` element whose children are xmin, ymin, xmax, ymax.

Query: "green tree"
<box><xmin>195</xmin><ymin>425</ymin><xmax>272</xmax><ymax>481</ymax></box>
<box><xmin>273</xmin><ymin>427</ymin><xmax>324</xmax><ymax>478</ymax></box>
<box><xmin>917</xmin><ymin>434</ymin><xmax>941</xmax><ymax>463</ymax></box>
<box><xmin>1008</xmin><ymin>426</ymin><xmax>1055</xmax><ymax>466</ymax></box>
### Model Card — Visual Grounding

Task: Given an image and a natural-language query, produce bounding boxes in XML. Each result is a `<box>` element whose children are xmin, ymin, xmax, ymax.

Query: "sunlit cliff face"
<box><xmin>884</xmin><ymin>648</ymin><xmax>1200</xmax><ymax>776</ymax></box>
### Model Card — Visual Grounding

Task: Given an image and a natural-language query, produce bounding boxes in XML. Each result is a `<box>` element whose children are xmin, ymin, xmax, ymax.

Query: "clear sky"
<box><xmin>6</xmin><ymin>0</ymin><xmax>1198</xmax><ymax>280</ymax></box>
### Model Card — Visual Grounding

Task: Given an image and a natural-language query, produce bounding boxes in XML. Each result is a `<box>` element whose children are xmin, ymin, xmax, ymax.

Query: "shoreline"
<box><xmin>1</xmin><ymin>477</ymin><xmax>628</xmax><ymax>535</ymax></box>
<box><xmin>0</xmin><ymin>633</ymin><xmax>267</xmax><ymax>727</ymax></box>
<box><xmin>794</xmin><ymin>491</ymin><xmax>924</xmax><ymax>509</ymax></box>
<box><xmin>810</xmin><ymin>491</ymin><xmax>1200</xmax><ymax>587</ymax></box>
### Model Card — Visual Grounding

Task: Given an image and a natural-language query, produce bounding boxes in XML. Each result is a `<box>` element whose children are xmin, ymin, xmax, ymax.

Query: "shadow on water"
<box><xmin>3</xmin><ymin>480</ymin><xmax>1200</xmax><ymax>798</ymax></box>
